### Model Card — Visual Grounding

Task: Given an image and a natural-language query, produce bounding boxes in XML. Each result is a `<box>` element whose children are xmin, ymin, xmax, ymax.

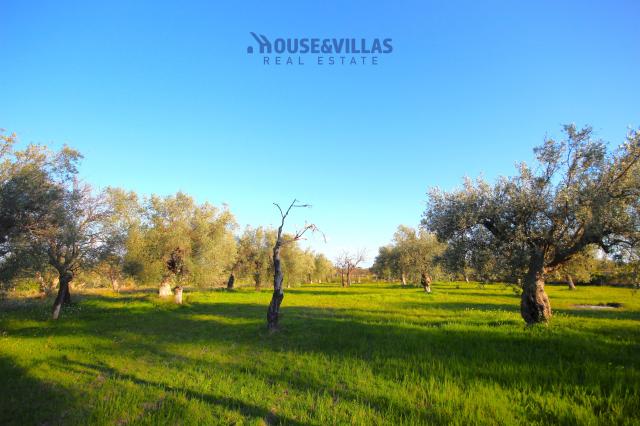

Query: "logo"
<box><xmin>247</xmin><ymin>33</ymin><xmax>393</xmax><ymax>66</ymax></box>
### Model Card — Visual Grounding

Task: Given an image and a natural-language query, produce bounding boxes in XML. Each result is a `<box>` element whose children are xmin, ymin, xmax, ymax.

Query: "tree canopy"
<box><xmin>423</xmin><ymin>125</ymin><xmax>640</xmax><ymax>324</ymax></box>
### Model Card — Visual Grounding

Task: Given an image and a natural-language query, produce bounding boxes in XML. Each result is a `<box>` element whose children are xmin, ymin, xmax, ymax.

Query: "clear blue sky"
<box><xmin>2</xmin><ymin>1</ymin><xmax>639</xmax><ymax>265</ymax></box>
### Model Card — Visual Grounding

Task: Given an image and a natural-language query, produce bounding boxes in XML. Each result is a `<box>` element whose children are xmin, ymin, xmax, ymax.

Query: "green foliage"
<box><xmin>424</xmin><ymin>125</ymin><xmax>640</xmax><ymax>282</ymax></box>
<box><xmin>0</xmin><ymin>131</ymin><xmax>106</xmax><ymax>288</ymax></box>
<box><xmin>1</xmin><ymin>283</ymin><xmax>638</xmax><ymax>424</ymax></box>
<box><xmin>128</xmin><ymin>192</ymin><xmax>237</xmax><ymax>287</ymax></box>
<box><xmin>372</xmin><ymin>225</ymin><xmax>445</xmax><ymax>283</ymax></box>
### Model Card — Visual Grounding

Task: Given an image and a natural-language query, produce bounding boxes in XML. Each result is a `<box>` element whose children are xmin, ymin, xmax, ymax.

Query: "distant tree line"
<box><xmin>0</xmin><ymin>131</ymin><xmax>334</xmax><ymax>319</ymax></box>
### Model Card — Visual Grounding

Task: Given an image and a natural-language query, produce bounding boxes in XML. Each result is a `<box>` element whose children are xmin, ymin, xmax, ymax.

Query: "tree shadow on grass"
<box><xmin>51</xmin><ymin>358</ymin><xmax>307</xmax><ymax>425</ymax></box>
<box><xmin>3</xmin><ymin>294</ymin><xmax>640</xmax><ymax>423</ymax></box>
<box><xmin>0</xmin><ymin>355</ymin><xmax>82</xmax><ymax>425</ymax></box>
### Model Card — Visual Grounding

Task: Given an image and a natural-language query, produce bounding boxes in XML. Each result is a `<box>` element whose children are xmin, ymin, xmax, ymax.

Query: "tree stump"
<box><xmin>159</xmin><ymin>277</ymin><xmax>172</xmax><ymax>297</ymax></box>
<box><xmin>174</xmin><ymin>286</ymin><xmax>183</xmax><ymax>304</ymax></box>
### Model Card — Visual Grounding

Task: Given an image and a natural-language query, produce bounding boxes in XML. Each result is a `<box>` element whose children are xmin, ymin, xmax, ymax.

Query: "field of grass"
<box><xmin>1</xmin><ymin>282</ymin><xmax>639</xmax><ymax>425</ymax></box>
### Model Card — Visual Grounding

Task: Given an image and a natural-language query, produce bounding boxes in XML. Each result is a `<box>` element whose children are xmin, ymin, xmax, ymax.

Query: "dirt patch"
<box><xmin>573</xmin><ymin>302</ymin><xmax>623</xmax><ymax>309</ymax></box>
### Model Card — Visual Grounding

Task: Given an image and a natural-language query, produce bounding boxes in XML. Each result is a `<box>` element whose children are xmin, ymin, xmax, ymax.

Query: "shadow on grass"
<box><xmin>2</xmin><ymin>292</ymin><xmax>639</xmax><ymax>423</ymax></box>
<box><xmin>55</xmin><ymin>359</ymin><xmax>307</xmax><ymax>425</ymax></box>
<box><xmin>0</xmin><ymin>355</ymin><xmax>81</xmax><ymax>425</ymax></box>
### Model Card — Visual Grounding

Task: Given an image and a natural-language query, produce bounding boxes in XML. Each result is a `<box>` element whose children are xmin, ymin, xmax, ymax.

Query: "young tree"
<box><xmin>267</xmin><ymin>200</ymin><xmax>320</xmax><ymax>332</ymax></box>
<box><xmin>424</xmin><ymin>125</ymin><xmax>640</xmax><ymax>324</ymax></box>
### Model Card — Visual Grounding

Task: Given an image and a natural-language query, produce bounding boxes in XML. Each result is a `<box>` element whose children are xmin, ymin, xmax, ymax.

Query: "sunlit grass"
<box><xmin>1</xmin><ymin>282</ymin><xmax>639</xmax><ymax>425</ymax></box>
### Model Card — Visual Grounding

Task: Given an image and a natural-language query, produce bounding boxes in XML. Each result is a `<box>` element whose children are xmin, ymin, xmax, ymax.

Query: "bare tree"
<box><xmin>267</xmin><ymin>200</ymin><xmax>321</xmax><ymax>332</ymax></box>
<box><xmin>335</xmin><ymin>250</ymin><xmax>366</xmax><ymax>287</ymax></box>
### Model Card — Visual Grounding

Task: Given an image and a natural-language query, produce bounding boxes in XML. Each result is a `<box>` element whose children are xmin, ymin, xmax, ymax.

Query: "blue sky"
<box><xmin>2</xmin><ymin>1</ymin><xmax>639</xmax><ymax>264</ymax></box>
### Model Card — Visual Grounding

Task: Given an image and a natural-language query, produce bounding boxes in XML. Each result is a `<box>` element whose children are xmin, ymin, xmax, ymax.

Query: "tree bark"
<box><xmin>52</xmin><ymin>270</ymin><xmax>72</xmax><ymax>320</ymax></box>
<box><xmin>346</xmin><ymin>268</ymin><xmax>352</xmax><ymax>287</ymax></box>
<box><xmin>341</xmin><ymin>270</ymin><xmax>345</xmax><ymax>287</ymax></box>
<box><xmin>174</xmin><ymin>286</ymin><xmax>183</xmax><ymax>304</ymax></box>
<box><xmin>227</xmin><ymin>272</ymin><xmax>235</xmax><ymax>290</ymax></box>
<box><xmin>520</xmin><ymin>255</ymin><xmax>552</xmax><ymax>324</ymax></box>
<box><xmin>267</xmin><ymin>242</ymin><xmax>284</xmax><ymax>332</ymax></box>
<box><xmin>159</xmin><ymin>276</ymin><xmax>172</xmax><ymax>297</ymax></box>
<box><xmin>421</xmin><ymin>272</ymin><xmax>432</xmax><ymax>293</ymax></box>
<box><xmin>567</xmin><ymin>274</ymin><xmax>576</xmax><ymax>290</ymax></box>
<box><xmin>401</xmin><ymin>272</ymin><xmax>407</xmax><ymax>286</ymax></box>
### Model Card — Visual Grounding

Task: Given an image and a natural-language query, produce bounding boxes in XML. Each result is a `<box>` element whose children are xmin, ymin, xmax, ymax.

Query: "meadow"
<box><xmin>1</xmin><ymin>282</ymin><xmax>639</xmax><ymax>425</ymax></box>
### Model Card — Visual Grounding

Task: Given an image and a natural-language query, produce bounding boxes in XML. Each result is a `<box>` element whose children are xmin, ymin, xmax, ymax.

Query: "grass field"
<box><xmin>1</xmin><ymin>282</ymin><xmax>639</xmax><ymax>425</ymax></box>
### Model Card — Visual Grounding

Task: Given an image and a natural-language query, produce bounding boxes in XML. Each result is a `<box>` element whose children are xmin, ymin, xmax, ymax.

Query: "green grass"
<box><xmin>1</xmin><ymin>282</ymin><xmax>639</xmax><ymax>425</ymax></box>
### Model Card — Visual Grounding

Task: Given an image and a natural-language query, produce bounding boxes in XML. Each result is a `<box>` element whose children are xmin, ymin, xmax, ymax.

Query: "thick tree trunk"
<box><xmin>520</xmin><ymin>255</ymin><xmax>552</xmax><ymax>324</ymax></box>
<box><xmin>267</xmin><ymin>244</ymin><xmax>284</xmax><ymax>332</ymax></box>
<box><xmin>421</xmin><ymin>272</ymin><xmax>432</xmax><ymax>293</ymax></box>
<box><xmin>52</xmin><ymin>271</ymin><xmax>72</xmax><ymax>320</ymax></box>
<box><xmin>174</xmin><ymin>286</ymin><xmax>183</xmax><ymax>304</ymax></box>
<box><xmin>254</xmin><ymin>272</ymin><xmax>261</xmax><ymax>290</ymax></box>
<box><xmin>401</xmin><ymin>272</ymin><xmax>407</xmax><ymax>286</ymax></box>
<box><xmin>159</xmin><ymin>276</ymin><xmax>172</xmax><ymax>297</ymax></box>
<box><xmin>567</xmin><ymin>274</ymin><xmax>576</xmax><ymax>290</ymax></box>
<box><xmin>227</xmin><ymin>272</ymin><xmax>235</xmax><ymax>290</ymax></box>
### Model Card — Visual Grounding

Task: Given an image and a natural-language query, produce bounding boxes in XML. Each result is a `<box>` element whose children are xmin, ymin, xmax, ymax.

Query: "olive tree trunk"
<box><xmin>421</xmin><ymin>272</ymin><xmax>432</xmax><ymax>293</ymax></box>
<box><xmin>52</xmin><ymin>271</ymin><xmax>72</xmax><ymax>320</ymax></box>
<box><xmin>567</xmin><ymin>274</ymin><xmax>576</xmax><ymax>290</ymax></box>
<box><xmin>227</xmin><ymin>272</ymin><xmax>235</xmax><ymax>290</ymax></box>
<box><xmin>520</xmin><ymin>255</ymin><xmax>552</xmax><ymax>324</ymax></box>
<box><xmin>267</xmin><ymin>243</ymin><xmax>284</xmax><ymax>331</ymax></box>
<box><xmin>401</xmin><ymin>272</ymin><xmax>407</xmax><ymax>286</ymax></box>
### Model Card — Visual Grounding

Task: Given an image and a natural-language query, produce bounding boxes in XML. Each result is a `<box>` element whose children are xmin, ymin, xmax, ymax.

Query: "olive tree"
<box><xmin>267</xmin><ymin>200</ymin><xmax>320</xmax><ymax>332</ymax></box>
<box><xmin>423</xmin><ymin>125</ymin><xmax>640</xmax><ymax>324</ymax></box>
<box><xmin>0</xmin><ymin>134</ymin><xmax>109</xmax><ymax>319</ymax></box>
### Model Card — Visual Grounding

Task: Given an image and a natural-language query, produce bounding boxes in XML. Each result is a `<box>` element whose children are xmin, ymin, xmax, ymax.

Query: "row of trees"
<box><xmin>0</xmin><ymin>132</ymin><xmax>333</xmax><ymax>320</ymax></box>
<box><xmin>371</xmin><ymin>226</ymin><xmax>444</xmax><ymax>290</ymax></box>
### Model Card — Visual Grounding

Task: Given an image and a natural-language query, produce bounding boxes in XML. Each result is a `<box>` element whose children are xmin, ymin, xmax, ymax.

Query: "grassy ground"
<box><xmin>1</xmin><ymin>282</ymin><xmax>639</xmax><ymax>425</ymax></box>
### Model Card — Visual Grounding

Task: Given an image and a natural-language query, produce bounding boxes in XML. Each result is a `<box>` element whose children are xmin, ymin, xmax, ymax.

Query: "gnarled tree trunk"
<box><xmin>421</xmin><ymin>272</ymin><xmax>432</xmax><ymax>293</ymax></box>
<box><xmin>227</xmin><ymin>272</ymin><xmax>235</xmax><ymax>290</ymax></box>
<box><xmin>520</xmin><ymin>255</ymin><xmax>552</xmax><ymax>324</ymax></box>
<box><xmin>267</xmin><ymin>241</ymin><xmax>284</xmax><ymax>332</ymax></box>
<box><xmin>52</xmin><ymin>270</ymin><xmax>73</xmax><ymax>320</ymax></box>
<box><xmin>567</xmin><ymin>274</ymin><xmax>576</xmax><ymax>290</ymax></box>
